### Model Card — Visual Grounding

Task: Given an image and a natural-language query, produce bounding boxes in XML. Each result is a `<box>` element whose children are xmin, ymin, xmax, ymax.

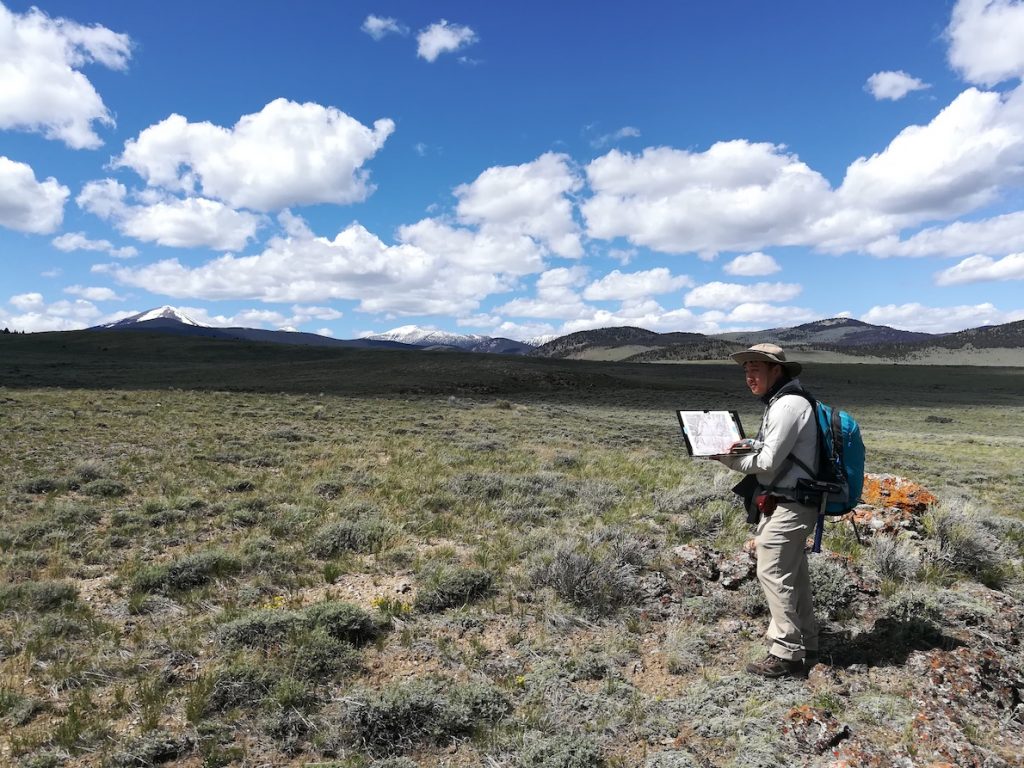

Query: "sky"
<box><xmin>2</xmin><ymin>0</ymin><xmax>1024</xmax><ymax>340</ymax></box>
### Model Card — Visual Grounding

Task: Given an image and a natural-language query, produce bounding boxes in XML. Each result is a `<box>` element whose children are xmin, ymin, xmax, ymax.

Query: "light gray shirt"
<box><xmin>720</xmin><ymin>379</ymin><xmax>818</xmax><ymax>491</ymax></box>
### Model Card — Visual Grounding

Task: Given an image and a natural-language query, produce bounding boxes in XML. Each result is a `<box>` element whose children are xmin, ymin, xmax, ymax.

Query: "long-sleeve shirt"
<box><xmin>720</xmin><ymin>379</ymin><xmax>818</xmax><ymax>492</ymax></box>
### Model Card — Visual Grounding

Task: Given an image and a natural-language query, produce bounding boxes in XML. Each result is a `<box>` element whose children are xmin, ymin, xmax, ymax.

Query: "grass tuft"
<box><xmin>0</xmin><ymin>580</ymin><xmax>78</xmax><ymax>612</ymax></box>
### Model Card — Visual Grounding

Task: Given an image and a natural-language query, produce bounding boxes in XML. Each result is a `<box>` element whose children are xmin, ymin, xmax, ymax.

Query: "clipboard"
<box><xmin>676</xmin><ymin>409</ymin><xmax>753</xmax><ymax>458</ymax></box>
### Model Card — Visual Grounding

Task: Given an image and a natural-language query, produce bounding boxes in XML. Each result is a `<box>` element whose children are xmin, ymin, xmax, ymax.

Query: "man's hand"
<box><xmin>728</xmin><ymin>439</ymin><xmax>756</xmax><ymax>453</ymax></box>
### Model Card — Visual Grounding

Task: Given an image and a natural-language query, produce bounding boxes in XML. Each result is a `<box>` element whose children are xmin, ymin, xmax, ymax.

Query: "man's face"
<box><xmin>743</xmin><ymin>360</ymin><xmax>782</xmax><ymax>396</ymax></box>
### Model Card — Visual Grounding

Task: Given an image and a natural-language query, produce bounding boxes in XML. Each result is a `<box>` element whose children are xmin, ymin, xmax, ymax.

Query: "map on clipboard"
<box><xmin>676</xmin><ymin>410</ymin><xmax>756</xmax><ymax>458</ymax></box>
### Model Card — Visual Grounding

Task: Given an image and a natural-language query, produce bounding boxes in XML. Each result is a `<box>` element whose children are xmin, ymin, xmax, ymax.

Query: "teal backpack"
<box><xmin>785</xmin><ymin>388</ymin><xmax>866</xmax><ymax>552</ymax></box>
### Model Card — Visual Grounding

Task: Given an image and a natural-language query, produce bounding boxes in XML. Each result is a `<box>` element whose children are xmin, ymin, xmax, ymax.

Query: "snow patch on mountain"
<box><xmin>99</xmin><ymin>306</ymin><xmax>204</xmax><ymax>328</ymax></box>
<box><xmin>525</xmin><ymin>334</ymin><xmax>558</xmax><ymax>347</ymax></box>
<box><xmin>366</xmin><ymin>325</ymin><xmax>493</xmax><ymax>349</ymax></box>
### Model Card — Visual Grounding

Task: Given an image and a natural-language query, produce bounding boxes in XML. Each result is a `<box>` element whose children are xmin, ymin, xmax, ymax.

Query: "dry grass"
<box><xmin>1</xmin><ymin>364</ymin><xmax>1022</xmax><ymax>766</ymax></box>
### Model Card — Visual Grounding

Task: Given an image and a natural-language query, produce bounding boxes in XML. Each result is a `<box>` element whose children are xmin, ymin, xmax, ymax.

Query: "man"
<box><xmin>718</xmin><ymin>343</ymin><xmax>819</xmax><ymax>678</ymax></box>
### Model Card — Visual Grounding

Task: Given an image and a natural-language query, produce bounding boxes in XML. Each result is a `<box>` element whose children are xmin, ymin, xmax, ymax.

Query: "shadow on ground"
<box><xmin>821</xmin><ymin>617</ymin><xmax>962</xmax><ymax>668</ymax></box>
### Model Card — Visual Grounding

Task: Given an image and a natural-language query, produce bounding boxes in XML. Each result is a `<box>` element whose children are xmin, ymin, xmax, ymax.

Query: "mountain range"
<box><xmin>87</xmin><ymin>307</ymin><xmax>1024</xmax><ymax>365</ymax></box>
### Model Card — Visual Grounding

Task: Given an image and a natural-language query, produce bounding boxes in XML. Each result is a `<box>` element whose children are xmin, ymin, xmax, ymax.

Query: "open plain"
<box><xmin>1</xmin><ymin>333</ymin><xmax>1023</xmax><ymax>767</ymax></box>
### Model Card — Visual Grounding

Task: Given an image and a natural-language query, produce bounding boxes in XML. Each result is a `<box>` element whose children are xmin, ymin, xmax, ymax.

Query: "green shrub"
<box><xmin>202</xmin><ymin>661</ymin><xmax>279</xmax><ymax>714</ymax></box>
<box><xmin>881</xmin><ymin>590</ymin><xmax>943</xmax><ymax>626</ymax></box>
<box><xmin>516</xmin><ymin>731</ymin><xmax>604</xmax><ymax>768</ymax></box>
<box><xmin>217</xmin><ymin>610</ymin><xmax>304</xmax><ymax>649</ymax></box>
<box><xmin>0</xmin><ymin>580</ymin><xmax>78</xmax><ymax>612</ymax></box>
<box><xmin>344</xmin><ymin>677</ymin><xmax>510</xmax><ymax>755</ymax></box>
<box><xmin>130</xmin><ymin>550</ymin><xmax>243</xmax><ymax>594</ymax></box>
<box><xmin>866</xmin><ymin>535</ymin><xmax>920</xmax><ymax>583</ymax></box>
<box><xmin>313</xmin><ymin>480</ymin><xmax>345</xmax><ymax>499</ymax></box>
<box><xmin>104</xmin><ymin>730</ymin><xmax>193</xmax><ymax>767</ymax></box>
<box><xmin>530</xmin><ymin>538</ymin><xmax>643</xmax><ymax>617</ymax></box>
<box><xmin>311</xmin><ymin>516</ymin><xmax>395</xmax><ymax>556</ymax></box>
<box><xmin>73</xmin><ymin>461</ymin><xmax>106</xmax><ymax>483</ymax></box>
<box><xmin>16</xmin><ymin>477</ymin><xmax>61</xmax><ymax>494</ymax></box>
<box><xmin>0</xmin><ymin>688</ymin><xmax>42</xmax><ymax>726</ymax></box>
<box><xmin>82</xmin><ymin>479</ymin><xmax>128</xmax><ymax>497</ymax></box>
<box><xmin>305</xmin><ymin>600</ymin><xmax>382</xmax><ymax>645</ymax></box>
<box><xmin>809</xmin><ymin>556</ymin><xmax>857</xmax><ymax>621</ymax></box>
<box><xmin>664</xmin><ymin>628</ymin><xmax>714</xmax><ymax>675</ymax></box>
<box><xmin>289</xmin><ymin>628</ymin><xmax>361</xmax><ymax>680</ymax></box>
<box><xmin>414</xmin><ymin>565</ymin><xmax>494</xmax><ymax>613</ymax></box>
<box><xmin>923</xmin><ymin>496</ymin><xmax>1011</xmax><ymax>587</ymax></box>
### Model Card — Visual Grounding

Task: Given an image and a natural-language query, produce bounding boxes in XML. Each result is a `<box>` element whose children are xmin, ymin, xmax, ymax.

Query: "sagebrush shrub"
<box><xmin>218</xmin><ymin>610</ymin><xmax>304</xmax><ymax>649</ymax></box>
<box><xmin>414</xmin><ymin>565</ymin><xmax>494</xmax><ymax>613</ymax></box>
<box><xmin>809</xmin><ymin>556</ymin><xmax>857</xmax><ymax>621</ymax></box>
<box><xmin>529</xmin><ymin>527</ymin><xmax>651</xmax><ymax>616</ymax></box>
<box><xmin>16</xmin><ymin>477</ymin><xmax>60</xmax><ymax>494</ymax></box>
<box><xmin>311</xmin><ymin>516</ymin><xmax>395</xmax><ymax>556</ymax></box>
<box><xmin>290</xmin><ymin>628</ymin><xmax>361</xmax><ymax>680</ymax></box>
<box><xmin>0</xmin><ymin>580</ymin><xmax>78</xmax><ymax>612</ymax></box>
<box><xmin>105</xmin><ymin>731</ymin><xmax>192</xmax><ymax>768</ymax></box>
<box><xmin>923</xmin><ymin>495</ymin><xmax>1010</xmax><ymax>586</ymax></box>
<box><xmin>344</xmin><ymin>677</ymin><xmax>510</xmax><ymax>754</ymax></box>
<box><xmin>130</xmin><ymin>549</ymin><xmax>242</xmax><ymax>594</ymax></box>
<box><xmin>530</xmin><ymin>543</ymin><xmax>642</xmax><ymax>617</ymax></box>
<box><xmin>81</xmin><ymin>479</ymin><xmax>128</xmax><ymax>497</ymax></box>
<box><xmin>304</xmin><ymin>600</ymin><xmax>383</xmax><ymax>645</ymax></box>
<box><xmin>866</xmin><ymin>535</ymin><xmax>920</xmax><ymax>583</ymax></box>
<box><xmin>202</xmin><ymin>661</ymin><xmax>278</xmax><ymax>714</ymax></box>
<box><xmin>515</xmin><ymin>731</ymin><xmax>603</xmax><ymax>768</ymax></box>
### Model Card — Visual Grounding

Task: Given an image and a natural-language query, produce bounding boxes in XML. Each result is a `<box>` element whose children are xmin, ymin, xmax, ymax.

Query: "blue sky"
<box><xmin>2</xmin><ymin>0</ymin><xmax>1024</xmax><ymax>339</ymax></box>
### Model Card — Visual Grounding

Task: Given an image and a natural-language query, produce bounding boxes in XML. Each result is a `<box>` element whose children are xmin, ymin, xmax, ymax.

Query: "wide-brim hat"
<box><xmin>729</xmin><ymin>343</ymin><xmax>802</xmax><ymax>377</ymax></box>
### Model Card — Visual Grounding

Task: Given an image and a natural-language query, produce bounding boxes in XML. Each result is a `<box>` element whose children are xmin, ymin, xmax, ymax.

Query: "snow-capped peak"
<box><xmin>365</xmin><ymin>325</ymin><xmax>489</xmax><ymax>348</ymax></box>
<box><xmin>524</xmin><ymin>334</ymin><xmax>558</xmax><ymax>347</ymax></box>
<box><xmin>99</xmin><ymin>306</ymin><xmax>204</xmax><ymax>328</ymax></box>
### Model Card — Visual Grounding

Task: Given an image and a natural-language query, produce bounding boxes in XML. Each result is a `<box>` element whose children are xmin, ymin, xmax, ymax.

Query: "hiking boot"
<box><xmin>804</xmin><ymin>651</ymin><xmax>820</xmax><ymax>668</ymax></box>
<box><xmin>746</xmin><ymin>652</ymin><xmax>804</xmax><ymax>678</ymax></box>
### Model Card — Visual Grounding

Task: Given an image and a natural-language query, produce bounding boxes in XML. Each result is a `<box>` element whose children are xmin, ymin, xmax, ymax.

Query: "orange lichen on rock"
<box><xmin>860</xmin><ymin>473</ymin><xmax>937</xmax><ymax>514</ymax></box>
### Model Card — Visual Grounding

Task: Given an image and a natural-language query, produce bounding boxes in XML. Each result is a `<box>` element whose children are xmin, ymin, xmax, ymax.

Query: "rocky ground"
<box><xmin>659</xmin><ymin>474</ymin><xmax>1024</xmax><ymax>768</ymax></box>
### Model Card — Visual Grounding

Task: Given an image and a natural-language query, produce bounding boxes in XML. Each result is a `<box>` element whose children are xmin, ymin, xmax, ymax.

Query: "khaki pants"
<box><xmin>755</xmin><ymin>500</ymin><xmax>818</xmax><ymax>661</ymax></box>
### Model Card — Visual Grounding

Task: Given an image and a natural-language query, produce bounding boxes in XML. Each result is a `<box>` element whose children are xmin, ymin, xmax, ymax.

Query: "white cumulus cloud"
<box><xmin>934</xmin><ymin>252</ymin><xmax>1024</xmax><ymax>284</ymax></box>
<box><xmin>684</xmin><ymin>281</ymin><xmax>802</xmax><ymax>309</ymax></box>
<box><xmin>417</xmin><ymin>20</ymin><xmax>477</xmax><ymax>62</ymax></box>
<box><xmin>52</xmin><ymin>231</ymin><xmax>137</xmax><ymax>258</ymax></box>
<box><xmin>64</xmin><ymin>285</ymin><xmax>121</xmax><ymax>301</ymax></box>
<box><xmin>0</xmin><ymin>4</ymin><xmax>131</xmax><ymax>148</ymax></box>
<box><xmin>454</xmin><ymin>152</ymin><xmax>583</xmax><ymax>257</ymax></box>
<box><xmin>497</xmin><ymin>267</ymin><xmax>590</xmax><ymax>320</ymax></box>
<box><xmin>834</xmin><ymin>85</ymin><xmax>1024</xmax><ymax>231</ymax></box>
<box><xmin>947</xmin><ymin>0</ymin><xmax>1024</xmax><ymax>86</ymax></box>
<box><xmin>115</xmin><ymin>99</ymin><xmax>395</xmax><ymax>211</ymax></box>
<box><xmin>0</xmin><ymin>156</ymin><xmax>68</xmax><ymax>233</ymax></box>
<box><xmin>0</xmin><ymin>296</ymin><xmax>109</xmax><ymax>332</ymax></box>
<box><xmin>582</xmin><ymin>142</ymin><xmax>832</xmax><ymax>256</ymax></box>
<box><xmin>77</xmin><ymin>179</ymin><xmax>261</xmax><ymax>251</ymax></box>
<box><xmin>861</xmin><ymin>301</ymin><xmax>1024</xmax><ymax>332</ymax></box>
<box><xmin>865</xmin><ymin>70</ymin><xmax>931</xmax><ymax>101</ymax></box>
<box><xmin>723</xmin><ymin>252</ymin><xmax>781</xmax><ymax>276</ymax></box>
<box><xmin>108</xmin><ymin>218</ymin><xmax>531</xmax><ymax>318</ymax></box>
<box><xmin>361</xmin><ymin>15</ymin><xmax>407</xmax><ymax>40</ymax></box>
<box><xmin>10</xmin><ymin>292</ymin><xmax>44</xmax><ymax>310</ymax></box>
<box><xmin>583</xmin><ymin>268</ymin><xmax>692</xmax><ymax>301</ymax></box>
<box><xmin>865</xmin><ymin>210</ymin><xmax>1024</xmax><ymax>258</ymax></box>
<box><xmin>590</xmin><ymin>126</ymin><xmax>642</xmax><ymax>149</ymax></box>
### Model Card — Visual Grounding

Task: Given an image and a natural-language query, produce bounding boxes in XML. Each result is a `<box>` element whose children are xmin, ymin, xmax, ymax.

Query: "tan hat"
<box><xmin>729</xmin><ymin>343</ymin><xmax>802</xmax><ymax>377</ymax></box>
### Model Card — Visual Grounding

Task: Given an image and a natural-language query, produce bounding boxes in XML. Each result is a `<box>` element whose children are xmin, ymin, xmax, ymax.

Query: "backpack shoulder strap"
<box><xmin>772</xmin><ymin>382</ymin><xmax>823</xmax><ymax>483</ymax></box>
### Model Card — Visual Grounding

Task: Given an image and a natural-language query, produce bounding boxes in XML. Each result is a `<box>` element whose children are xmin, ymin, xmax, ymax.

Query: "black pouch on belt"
<box><xmin>731</xmin><ymin>474</ymin><xmax>761</xmax><ymax>525</ymax></box>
